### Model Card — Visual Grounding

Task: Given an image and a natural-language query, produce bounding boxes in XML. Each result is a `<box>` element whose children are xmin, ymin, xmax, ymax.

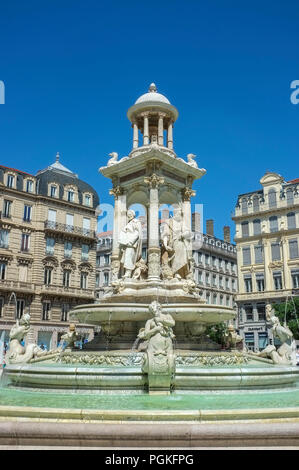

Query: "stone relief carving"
<box><xmin>176</xmin><ymin>353</ymin><xmax>249</xmax><ymax>366</ymax></box>
<box><xmin>224</xmin><ymin>324</ymin><xmax>244</xmax><ymax>350</ymax></box>
<box><xmin>132</xmin><ymin>258</ymin><xmax>148</xmax><ymax>280</ymax></box>
<box><xmin>58</xmin><ymin>353</ymin><xmax>144</xmax><ymax>366</ymax></box>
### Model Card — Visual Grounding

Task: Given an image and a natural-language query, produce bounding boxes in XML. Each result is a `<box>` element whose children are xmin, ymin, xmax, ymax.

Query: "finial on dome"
<box><xmin>56</xmin><ymin>152</ymin><xmax>60</xmax><ymax>162</ymax></box>
<box><xmin>148</xmin><ymin>83</ymin><xmax>157</xmax><ymax>93</ymax></box>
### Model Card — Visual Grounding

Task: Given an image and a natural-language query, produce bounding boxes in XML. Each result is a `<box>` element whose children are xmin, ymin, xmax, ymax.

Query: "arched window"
<box><xmin>268</xmin><ymin>188</ymin><xmax>277</xmax><ymax>208</ymax></box>
<box><xmin>269</xmin><ymin>216</ymin><xmax>278</xmax><ymax>233</ymax></box>
<box><xmin>253</xmin><ymin>219</ymin><xmax>261</xmax><ymax>235</ymax></box>
<box><xmin>286</xmin><ymin>188</ymin><xmax>294</xmax><ymax>206</ymax></box>
<box><xmin>287</xmin><ymin>212</ymin><xmax>296</xmax><ymax>230</ymax></box>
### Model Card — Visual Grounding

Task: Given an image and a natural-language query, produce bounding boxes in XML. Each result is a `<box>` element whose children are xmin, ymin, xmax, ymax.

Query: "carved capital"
<box><xmin>181</xmin><ymin>187</ymin><xmax>196</xmax><ymax>201</ymax></box>
<box><xmin>144</xmin><ymin>174</ymin><xmax>164</xmax><ymax>189</ymax></box>
<box><xmin>109</xmin><ymin>185</ymin><xmax>123</xmax><ymax>198</ymax></box>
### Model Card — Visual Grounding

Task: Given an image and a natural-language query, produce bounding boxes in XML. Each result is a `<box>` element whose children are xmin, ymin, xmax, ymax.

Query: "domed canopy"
<box><xmin>135</xmin><ymin>83</ymin><xmax>171</xmax><ymax>105</ymax></box>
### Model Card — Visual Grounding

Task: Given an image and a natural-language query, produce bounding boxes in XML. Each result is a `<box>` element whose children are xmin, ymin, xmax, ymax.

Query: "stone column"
<box><xmin>158</xmin><ymin>113</ymin><xmax>165</xmax><ymax>146</ymax></box>
<box><xmin>144</xmin><ymin>174</ymin><xmax>164</xmax><ymax>280</ymax></box>
<box><xmin>167</xmin><ymin>121</ymin><xmax>173</xmax><ymax>149</ymax></box>
<box><xmin>142</xmin><ymin>113</ymin><xmax>149</xmax><ymax>146</ymax></box>
<box><xmin>133</xmin><ymin>121</ymin><xmax>138</xmax><ymax>149</ymax></box>
<box><xmin>109</xmin><ymin>185</ymin><xmax>125</xmax><ymax>281</ymax></box>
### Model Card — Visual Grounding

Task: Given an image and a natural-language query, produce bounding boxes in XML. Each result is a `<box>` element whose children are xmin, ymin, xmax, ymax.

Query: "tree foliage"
<box><xmin>206</xmin><ymin>323</ymin><xmax>227</xmax><ymax>347</ymax></box>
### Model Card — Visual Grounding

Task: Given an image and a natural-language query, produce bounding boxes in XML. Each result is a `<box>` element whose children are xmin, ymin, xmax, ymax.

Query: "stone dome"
<box><xmin>135</xmin><ymin>83</ymin><xmax>171</xmax><ymax>105</ymax></box>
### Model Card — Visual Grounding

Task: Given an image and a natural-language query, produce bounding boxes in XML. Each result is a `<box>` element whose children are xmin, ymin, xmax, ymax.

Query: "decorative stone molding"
<box><xmin>78</xmin><ymin>261</ymin><xmax>93</xmax><ymax>273</ymax></box>
<box><xmin>42</xmin><ymin>256</ymin><xmax>59</xmax><ymax>268</ymax></box>
<box><xmin>16</xmin><ymin>256</ymin><xmax>33</xmax><ymax>266</ymax></box>
<box><xmin>109</xmin><ymin>185</ymin><xmax>123</xmax><ymax>198</ymax></box>
<box><xmin>176</xmin><ymin>353</ymin><xmax>249</xmax><ymax>366</ymax></box>
<box><xmin>58</xmin><ymin>352</ymin><xmax>144</xmax><ymax>366</ymax></box>
<box><xmin>147</xmin><ymin>251</ymin><xmax>161</xmax><ymax>278</ymax></box>
<box><xmin>144</xmin><ymin>174</ymin><xmax>164</xmax><ymax>189</ymax></box>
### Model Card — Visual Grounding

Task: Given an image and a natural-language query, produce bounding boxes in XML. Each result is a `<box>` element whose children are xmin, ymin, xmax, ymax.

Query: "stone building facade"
<box><xmin>232</xmin><ymin>172</ymin><xmax>299</xmax><ymax>351</ymax></box>
<box><xmin>0</xmin><ymin>155</ymin><xmax>99</xmax><ymax>349</ymax></box>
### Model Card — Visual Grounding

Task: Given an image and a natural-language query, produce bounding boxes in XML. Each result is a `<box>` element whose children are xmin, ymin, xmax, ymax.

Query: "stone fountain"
<box><xmin>1</xmin><ymin>86</ymin><xmax>299</xmax><ymax>449</ymax></box>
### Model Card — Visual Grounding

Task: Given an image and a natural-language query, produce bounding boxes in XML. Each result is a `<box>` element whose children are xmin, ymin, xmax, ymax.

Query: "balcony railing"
<box><xmin>45</xmin><ymin>221</ymin><xmax>96</xmax><ymax>239</ymax></box>
<box><xmin>0</xmin><ymin>280</ymin><xmax>35</xmax><ymax>291</ymax></box>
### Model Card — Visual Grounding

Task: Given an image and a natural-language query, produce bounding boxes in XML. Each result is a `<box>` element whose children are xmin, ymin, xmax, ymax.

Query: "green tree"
<box><xmin>272</xmin><ymin>297</ymin><xmax>299</xmax><ymax>340</ymax></box>
<box><xmin>206</xmin><ymin>323</ymin><xmax>227</xmax><ymax>347</ymax></box>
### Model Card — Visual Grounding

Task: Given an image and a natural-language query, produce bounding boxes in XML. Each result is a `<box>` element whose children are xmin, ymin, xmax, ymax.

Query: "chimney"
<box><xmin>206</xmin><ymin>219</ymin><xmax>214</xmax><ymax>236</ymax></box>
<box><xmin>223</xmin><ymin>225</ymin><xmax>231</xmax><ymax>243</ymax></box>
<box><xmin>192</xmin><ymin>212</ymin><xmax>201</xmax><ymax>232</ymax></box>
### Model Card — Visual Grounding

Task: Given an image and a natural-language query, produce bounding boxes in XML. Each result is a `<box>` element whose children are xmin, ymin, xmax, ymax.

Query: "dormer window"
<box><xmin>7</xmin><ymin>174</ymin><xmax>15</xmax><ymax>188</ymax></box>
<box><xmin>50</xmin><ymin>185</ymin><xmax>57</xmax><ymax>198</ymax></box>
<box><xmin>67</xmin><ymin>190</ymin><xmax>74</xmax><ymax>202</ymax></box>
<box><xmin>84</xmin><ymin>194</ymin><xmax>91</xmax><ymax>206</ymax></box>
<box><xmin>26</xmin><ymin>180</ymin><xmax>34</xmax><ymax>193</ymax></box>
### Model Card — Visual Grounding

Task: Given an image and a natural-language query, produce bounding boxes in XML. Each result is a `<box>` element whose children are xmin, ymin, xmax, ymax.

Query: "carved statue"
<box><xmin>253</xmin><ymin>305</ymin><xmax>297</xmax><ymax>365</ymax></box>
<box><xmin>132</xmin><ymin>258</ymin><xmax>148</xmax><ymax>280</ymax></box>
<box><xmin>138</xmin><ymin>301</ymin><xmax>175</xmax><ymax>383</ymax></box>
<box><xmin>107</xmin><ymin>152</ymin><xmax>118</xmax><ymax>166</ymax></box>
<box><xmin>60</xmin><ymin>323</ymin><xmax>80</xmax><ymax>350</ymax></box>
<box><xmin>186</xmin><ymin>153</ymin><xmax>198</xmax><ymax>168</ymax></box>
<box><xmin>224</xmin><ymin>324</ymin><xmax>244</xmax><ymax>350</ymax></box>
<box><xmin>161</xmin><ymin>207</ymin><xmax>192</xmax><ymax>280</ymax></box>
<box><xmin>119</xmin><ymin>209</ymin><xmax>143</xmax><ymax>278</ymax></box>
<box><xmin>6</xmin><ymin>313</ymin><xmax>60</xmax><ymax>364</ymax></box>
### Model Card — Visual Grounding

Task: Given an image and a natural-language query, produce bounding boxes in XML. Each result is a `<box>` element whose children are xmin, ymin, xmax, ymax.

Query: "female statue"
<box><xmin>119</xmin><ymin>209</ymin><xmax>143</xmax><ymax>278</ymax></box>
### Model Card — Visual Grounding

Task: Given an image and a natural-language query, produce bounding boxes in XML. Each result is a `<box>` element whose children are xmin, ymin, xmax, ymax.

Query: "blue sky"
<box><xmin>0</xmin><ymin>0</ymin><xmax>298</xmax><ymax>239</ymax></box>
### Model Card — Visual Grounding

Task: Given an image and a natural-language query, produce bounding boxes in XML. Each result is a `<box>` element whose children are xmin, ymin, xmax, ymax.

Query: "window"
<box><xmin>95</xmin><ymin>274</ymin><xmax>100</xmax><ymax>288</ymax></box>
<box><xmin>198</xmin><ymin>271</ymin><xmax>203</xmax><ymax>283</ymax></box>
<box><xmin>286</xmin><ymin>188</ymin><xmax>294</xmax><ymax>206</ymax></box>
<box><xmin>103</xmin><ymin>272</ymin><xmax>109</xmax><ymax>286</ymax></box>
<box><xmin>23</xmin><ymin>205</ymin><xmax>32</xmax><ymax>222</ymax></box>
<box><xmin>291</xmin><ymin>270</ymin><xmax>299</xmax><ymax>289</ymax></box>
<box><xmin>46</xmin><ymin>237</ymin><xmax>55</xmax><ymax>255</ymax></box>
<box><xmin>26</xmin><ymin>180</ymin><xmax>34</xmax><ymax>193</ymax></box>
<box><xmin>254</xmin><ymin>245</ymin><xmax>263</xmax><ymax>264</ymax></box>
<box><xmin>3</xmin><ymin>200</ymin><xmax>12</xmax><ymax>218</ymax></box>
<box><xmin>80</xmin><ymin>272</ymin><xmax>88</xmax><ymax>289</ymax></box>
<box><xmin>253</xmin><ymin>219</ymin><xmax>261</xmax><ymax>235</ymax></box>
<box><xmin>256</xmin><ymin>273</ymin><xmax>265</xmax><ymax>292</ymax></box>
<box><xmin>225</xmin><ymin>278</ymin><xmax>230</xmax><ymax>289</ymax></box>
<box><xmin>219</xmin><ymin>276</ymin><xmax>223</xmax><ymax>288</ymax></box>
<box><xmin>241</xmin><ymin>198</ymin><xmax>248</xmax><ymax>214</ymax></box>
<box><xmin>258</xmin><ymin>332</ymin><xmax>268</xmax><ymax>350</ymax></box>
<box><xmin>273</xmin><ymin>271</ymin><xmax>283</xmax><ymax>290</ymax></box>
<box><xmin>289</xmin><ymin>239</ymin><xmax>299</xmax><ymax>259</ymax></box>
<box><xmin>142</xmin><ymin>247</ymin><xmax>147</xmax><ymax>260</ymax></box>
<box><xmin>61</xmin><ymin>303</ymin><xmax>69</xmax><ymax>322</ymax></box>
<box><xmin>50</xmin><ymin>185</ymin><xmax>57</xmax><ymax>198</ymax></box>
<box><xmin>83</xmin><ymin>217</ymin><xmax>90</xmax><ymax>235</ymax></box>
<box><xmin>0</xmin><ymin>262</ymin><xmax>7</xmax><ymax>280</ymax></box>
<box><xmin>205</xmin><ymin>272</ymin><xmax>210</xmax><ymax>285</ymax></box>
<box><xmin>244</xmin><ymin>332</ymin><xmax>255</xmax><ymax>351</ymax></box>
<box><xmin>42</xmin><ymin>302</ymin><xmax>51</xmax><ymax>321</ymax></box>
<box><xmin>212</xmin><ymin>294</ymin><xmax>217</xmax><ymax>305</ymax></box>
<box><xmin>232</xmin><ymin>279</ymin><xmax>236</xmax><ymax>291</ymax></box>
<box><xmin>0</xmin><ymin>229</ymin><xmax>9</xmax><ymax>249</ymax></box>
<box><xmin>205</xmin><ymin>254</ymin><xmax>210</xmax><ymax>265</ymax></box>
<box><xmin>212</xmin><ymin>256</ymin><xmax>217</xmax><ymax>267</ymax></box>
<box><xmin>212</xmin><ymin>274</ymin><xmax>217</xmax><ymax>287</ymax></box>
<box><xmin>226</xmin><ymin>296</ymin><xmax>230</xmax><ymax>307</ymax></box>
<box><xmin>67</xmin><ymin>190</ymin><xmax>74</xmax><ymax>202</ymax></box>
<box><xmin>82</xmin><ymin>244</ymin><xmax>89</xmax><ymax>261</ymax></box>
<box><xmin>198</xmin><ymin>252</ymin><xmax>203</xmax><ymax>264</ymax></box>
<box><xmin>84</xmin><ymin>194</ymin><xmax>91</xmax><ymax>206</ymax></box>
<box><xmin>66</xmin><ymin>213</ymin><xmax>74</xmax><ymax>231</ymax></box>
<box><xmin>287</xmin><ymin>212</ymin><xmax>296</xmax><ymax>230</ymax></box>
<box><xmin>48</xmin><ymin>209</ymin><xmax>57</xmax><ymax>227</ymax></box>
<box><xmin>242</xmin><ymin>246</ymin><xmax>251</xmax><ymax>265</ymax></box>
<box><xmin>63</xmin><ymin>270</ymin><xmax>71</xmax><ymax>287</ymax></box>
<box><xmin>271</xmin><ymin>242</ymin><xmax>281</xmax><ymax>261</ymax></box>
<box><xmin>253</xmin><ymin>196</ymin><xmax>260</xmax><ymax>212</ymax></box>
<box><xmin>269</xmin><ymin>216</ymin><xmax>278</xmax><ymax>233</ymax></box>
<box><xmin>0</xmin><ymin>298</ymin><xmax>3</xmax><ymax>317</ymax></box>
<box><xmin>6</xmin><ymin>174</ymin><xmax>14</xmax><ymax>188</ymax></box>
<box><xmin>64</xmin><ymin>242</ymin><xmax>72</xmax><ymax>259</ymax></box>
<box><xmin>257</xmin><ymin>304</ymin><xmax>266</xmax><ymax>321</ymax></box>
<box><xmin>268</xmin><ymin>189</ymin><xmax>277</xmax><ymax>208</ymax></box>
<box><xmin>219</xmin><ymin>258</ymin><xmax>223</xmax><ymax>269</ymax></box>
<box><xmin>104</xmin><ymin>254</ymin><xmax>110</xmax><ymax>265</ymax></box>
<box><xmin>244</xmin><ymin>305</ymin><xmax>253</xmax><ymax>321</ymax></box>
<box><xmin>21</xmin><ymin>233</ymin><xmax>30</xmax><ymax>251</ymax></box>
<box><xmin>244</xmin><ymin>275</ymin><xmax>252</xmax><ymax>293</ymax></box>
<box><xmin>241</xmin><ymin>222</ymin><xmax>249</xmax><ymax>238</ymax></box>
<box><xmin>219</xmin><ymin>295</ymin><xmax>223</xmax><ymax>305</ymax></box>
<box><xmin>206</xmin><ymin>293</ymin><xmax>210</xmax><ymax>304</ymax></box>
<box><xmin>16</xmin><ymin>299</ymin><xmax>25</xmax><ymax>319</ymax></box>
<box><xmin>44</xmin><ymin>267</ymin><xmax>52</xmax><ymax>285</ymax></box>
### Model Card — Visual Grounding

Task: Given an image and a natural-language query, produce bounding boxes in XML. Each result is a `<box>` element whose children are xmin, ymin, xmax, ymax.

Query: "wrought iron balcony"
<box><xmin>44</xmin><ymin>220</ymin><xmax>96</xmax><ymax>239</ymax></box>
